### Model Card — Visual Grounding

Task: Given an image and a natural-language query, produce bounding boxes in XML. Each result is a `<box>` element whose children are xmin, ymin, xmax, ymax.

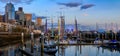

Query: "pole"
<box><xmin>21</xmin><ymin>32</ymin><xmax>24</xmax><ymax>49</ymax></box>
<box><xmin>41</xmin><ymin>33</ymin><xmax>44</xmax><ymax>56</ymax></box>
<box><xmin>31</xmin><ymin>32</ymin><xmax>34</xmax><ymax>53</ymax></box>
<box><xmin>115</xmin><ymin>33</ymin><xmax>117</xmax><ymax>40</ymax></box>
<box><xmin>58</xmin><ymin>19</ymin><xmax>60</xmax><ymax>43</ymax></box>
<box><xmin>51</xmin><ymin>18</ymin><xmax>54</xmax><ymax>37</ymax></box>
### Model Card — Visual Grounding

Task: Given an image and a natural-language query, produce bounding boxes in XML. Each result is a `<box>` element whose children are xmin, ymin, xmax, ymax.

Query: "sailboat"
<box><xmin>69</xmin><ymin>18</ymin><xmax>78</xmax><ymax>44</ymax></box>
<box><xmin>43</xmin><ymin>18</ymin><xmax>58</xmax><ymax>55</ymax></box>
<box><xmin>59</xmin><ymin>16</ymin><xmax>68</xmax><ymax>44</ymax></box>
<box><xmin>94</xmin><ymin>23</ymin><xmax>102</xmax><ymax>44</ymax></box>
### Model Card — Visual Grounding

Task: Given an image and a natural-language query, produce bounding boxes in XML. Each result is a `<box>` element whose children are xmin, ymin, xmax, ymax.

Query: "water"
<box><xmin>56</xmin><ymin>45</ymin><xmax>120</xmax><ymax>56</ymax></box>
<box><xmin>1</xmin><ymin>45</ymin><xmax>120</xmax><ymax>56</ymax></box>
<box><xmin>1</xmin><ymin>37</ymin><xmax>120</xmax><ymax>56</ymax></box>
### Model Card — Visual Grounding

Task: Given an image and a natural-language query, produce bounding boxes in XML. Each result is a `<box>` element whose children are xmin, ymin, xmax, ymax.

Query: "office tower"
<box><xmin>5</xmin><ymin>3</ymin><xmax>15</xmax><ymax>23</ymax></box>
<box><xmin>16</xmin><ymin>7</ymin><xmax>25</xmax><ymax>26</ymax></box>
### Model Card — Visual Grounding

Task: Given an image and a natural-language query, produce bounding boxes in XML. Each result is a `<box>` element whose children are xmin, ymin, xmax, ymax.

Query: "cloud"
<box><xmin>0</xmin><ymin>0</ymin><xmax>35</xmax><ymax>4</ymax></box>
<box><xmin>57</xmin><ymin>2</ymin><xmax>81</xmax><ymax>7</ymax></box>
<box><xmin>32</xmin><ymin>13</ymin><xmax>49</xmax><ymax>20</ymax></box>
<box><xmin>81</xmin><ymin>4</ymin><xmax>95</xmax><ymax>10</ymax></box>
<box><xmin>39</xmin><ymin>16</ymin><xmax>48</xmax><ymax>19</ymax></box>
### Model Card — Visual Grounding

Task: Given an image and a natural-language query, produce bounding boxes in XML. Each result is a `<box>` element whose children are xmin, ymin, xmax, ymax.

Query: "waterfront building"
<box><xmin>34</xmin><ymin>17</ymin><xmax>44</xmax><ymax>32</ymax></box>
<box><xmin>36</xmin><ymin>17</ymin><xmax>42</xmax><ymax>26</ymax></box>
<box><xmin>5</xmin><ymin>3</ymin><xmax>15</xmax><ymax>23</ymax></box>
<box><xmin>25</xmin><ymin>13</ymin><xmax>32</xmax><ymax>28</ymax></box>
<box><xmin>0</xmin><ymin>15</ymin><xmax>3</xmax><ymax>22</ymax></box>
<box><xmin>16</xmin><ymin>7</ymin><xmax>25</xmax><ymax>26</ymax></box>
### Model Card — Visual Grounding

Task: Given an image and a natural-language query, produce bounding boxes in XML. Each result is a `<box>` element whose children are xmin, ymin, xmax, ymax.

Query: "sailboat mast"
<box><xmin>75</xmin><ymin>17</ymin><xmax>78</xmax><ymax>36</ymax></box>
<box><xmin>58</xmin><ymin>19</ymin><xmax>61</xmax><ymax>36</ymax></box>
<box><xmin>45</xmin><ymin>19</ymin><xmax>47</xmax><ymax>34</ymax></box>
<box><xmin>51</xmin><ymin>18</ymin><xmax>54</xmax><ymax>37</ymax></box>
<box><xmin>96</xmin><ymin>23</ymin><xmax>98</xmax><ymax>31</ymax></box>
<box><xmin>60</xmin><ymin>14</ymin><xmax>65</xmax><ymax>38</ymax></box>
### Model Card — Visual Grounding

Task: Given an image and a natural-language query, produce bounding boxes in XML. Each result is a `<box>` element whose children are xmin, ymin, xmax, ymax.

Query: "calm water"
<box><xmin>1</xmin><ymin>37</ymin><xmax>120</xmax><ymax>56</ymax></box>
<box><xmin>56</xmin><ymin>45</ymin><xmax>120</xmax><ymax>56</ymax></box>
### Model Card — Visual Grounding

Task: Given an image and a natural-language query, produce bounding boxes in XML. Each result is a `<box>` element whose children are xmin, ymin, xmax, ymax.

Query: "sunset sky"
<box><xmin>0</xmin><ymin>0</ymin><xmax>120</xmax><ymax>25</ymax></box>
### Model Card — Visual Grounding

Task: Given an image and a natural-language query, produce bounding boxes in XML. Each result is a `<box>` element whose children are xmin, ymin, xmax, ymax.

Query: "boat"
<box><xmin>107</xmin><ymin>40</ymin><xmax>119</xmax><ymax>47</ymax></box>
<box><xmin>44</xmin><ymin>48</ymin><xmax>58</xmax><ymax>55</ymax></box>
<box><xmin>101</xmin><ymin>40</ymin><xmax>120</xmax><ymax>50</ymax></box>
<box><xmin>43</xmin><ymin>40</ymin><xmax>58</xmax><ymax>55</ymax></box>
<box><xmin>69</xmin><ymin>40</ymin><xmax>77</xmax><ymax>44</ymax></box>
<box><xmin>94</xmin><ymin>38</ymin><xmax>102</xmax><ymax>44</ymax></box>
<box><xmin>59</xmin><ymin>40</ymin><xmax>68</xmax><ymax>44</ymax></box>
<box><xmin>103</xmin><ymin>40</ymin><xmax>109</xmax><ymax>44</ymax></box>
<box><xmin>44</xmin><ymin>40</ymin><xmax>57</xmax><ymax>48</ymax></box>
<box><xmin>44</xmin><ymin>44</ymin><xmax>56</xmax><ymax>48</ymax></box>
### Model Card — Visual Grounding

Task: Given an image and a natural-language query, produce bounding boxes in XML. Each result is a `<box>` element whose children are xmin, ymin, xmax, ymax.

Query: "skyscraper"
<box><xmin>16</xmin><ymin>7</ymin><xmax>25</xmax><ymax>26</ymax></box>
<box><xmin>5</xmin><ymin>3</ymin><xmax>15</xmax><ymax>23</ymax></box>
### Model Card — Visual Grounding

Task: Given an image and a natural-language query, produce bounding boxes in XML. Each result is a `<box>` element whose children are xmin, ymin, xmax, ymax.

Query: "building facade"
<box><xmin>0</xmin><ymin>15</ymin><xmax>3</xmax><ymax>22</ymax></box>
<box><xmin>36</xmin><ymin>17</ymin><xmax>42</xmax><ymax>26</ymax></box>
<box><xmin>25</xmin><ymin>13</ymin><xmax>32</xmax><ymax>27</ymax></box>
<box><xmin>5</xmin><ymin>3</ymin><xmax>15</xmax><ymax>23</ymax></box>
<box><xmin>16</xmin><ymin>7</ymin><xmax>25</xmax><ymax>26</ymax></box>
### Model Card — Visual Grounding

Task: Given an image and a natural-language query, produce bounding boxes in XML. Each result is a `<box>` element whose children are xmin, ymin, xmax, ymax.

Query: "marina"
<box><xmin>0</xmin><ymin>0</ymin><xmax>120</xmax><ymax>56</ymax></box>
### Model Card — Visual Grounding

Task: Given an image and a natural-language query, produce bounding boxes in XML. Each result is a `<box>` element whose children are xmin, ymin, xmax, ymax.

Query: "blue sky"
<box><xmin>0</xmin><ymin>0</ymin><xmax>120</xmax><ymax>25</ymax></box>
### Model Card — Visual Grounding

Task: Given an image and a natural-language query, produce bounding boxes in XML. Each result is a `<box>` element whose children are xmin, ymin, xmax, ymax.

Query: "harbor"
<box><xmin>0</xmin><ymin>31</ymin><xmax>120</xmax><ymax>56</ymax></box>
<box><xmin>0</xmin><ymin>0</ymin><xmax>120</xmax><ymax>56</ymax></box>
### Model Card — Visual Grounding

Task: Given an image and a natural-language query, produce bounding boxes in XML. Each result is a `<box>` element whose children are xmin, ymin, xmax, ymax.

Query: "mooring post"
<box><xmin>21</xmin><ymin>32</ymin><xmax>24</xmax><ymax>49</ymax></box>
<box><xmin>31</xmin><ymin>32</ymin><xmax>34</xmax><ymax>53</ymax></box>
<box><xmin>41</xmin><ymin>33</ymin><xmax>44</xmax><ymax>56</ymax></box>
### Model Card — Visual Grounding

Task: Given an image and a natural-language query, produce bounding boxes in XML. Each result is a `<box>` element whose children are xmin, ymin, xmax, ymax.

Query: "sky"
<box><xmin>0</xmin><ymin>0</ymin><xmax>120</xmax><ymax>25</ymax></box>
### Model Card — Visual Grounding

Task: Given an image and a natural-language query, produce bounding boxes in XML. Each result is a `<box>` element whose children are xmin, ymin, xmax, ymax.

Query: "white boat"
<box><xmin>69</xmin><ymin>40</ymin><xmax>77</xmax><ymax>44</ymax></box>
<box><xmin>59</xmin><ymin>40</ymin><xmax>68</xmax><ymax>44</ymax></box>
<box><xmin>94</xmin><ymin>38</ymin><xmax>102</xmax><ymax>44</ymax></box>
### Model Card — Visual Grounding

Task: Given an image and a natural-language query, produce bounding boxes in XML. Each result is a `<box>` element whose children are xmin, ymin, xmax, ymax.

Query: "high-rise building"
<box><xmin>36</xmin><ymin>17</ymin><xmax>42</xmax><ymax>26</ymax></box>
<box><xmin>5</xmin><ymin>3</ymin><xmax>15</xmax><ymax>23</ymax></box>
<box><xmin>25</xmin><ymin>13</ymin><xmax>32</xmax><ymax>27</ymax></box>
<box><xmin>16</xmin><ymin>7</ymin><xmax>25</xmax><ymax>26</ymax></box>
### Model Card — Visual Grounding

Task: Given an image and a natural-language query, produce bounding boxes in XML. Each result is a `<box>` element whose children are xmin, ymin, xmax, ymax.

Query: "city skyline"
<box><xmin>0</xmin><ymin>0</ymin><xmax>120</xmax><ymax>24</ymax></box>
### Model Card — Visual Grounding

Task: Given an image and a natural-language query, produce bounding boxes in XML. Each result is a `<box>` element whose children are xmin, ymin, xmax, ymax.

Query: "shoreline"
<box><xmin>0</xmin><ymin>32</ymin><xmax>40</xmax><ymax>47</ymax></box>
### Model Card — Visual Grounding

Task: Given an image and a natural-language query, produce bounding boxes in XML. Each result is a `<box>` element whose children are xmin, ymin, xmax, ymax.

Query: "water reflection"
<box><xmin>56</xmin><ymin>45</ymin><xmax>120</xmax><ymax>56</ymax></box>
<box><xmin>1</xmin><ymin>41</ymin><xmax>120</xmax><ymax>56</ymax></box>
<box><xmin>0</xmin><ymin>45</ymin><xmax>120</xmax><ymax>56</ymax></box>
